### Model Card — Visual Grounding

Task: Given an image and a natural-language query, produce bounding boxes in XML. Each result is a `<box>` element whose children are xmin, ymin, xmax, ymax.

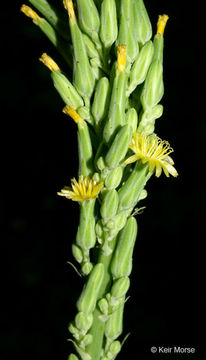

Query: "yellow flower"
<box><xmin>57</xmin><ymin>175</ymin><xmax>104</xmax><ymax>202</ymax></box>
<box><xmin>125</xmin><ymin>133</ymin><xmax>178</xmax><ymax>178</ymax></box>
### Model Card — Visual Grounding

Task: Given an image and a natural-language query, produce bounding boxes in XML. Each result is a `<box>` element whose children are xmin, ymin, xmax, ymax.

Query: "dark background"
<box><xmin>1</xmin><ymin>0</ymin><xmax>205</xmax><ymax>359</ymax></box>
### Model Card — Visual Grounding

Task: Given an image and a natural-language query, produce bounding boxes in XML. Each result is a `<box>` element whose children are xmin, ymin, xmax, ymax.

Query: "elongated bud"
<box><xmin>83</xmin><ymin>34</ymin><xmax>101</xmax><ymax>64</ymax></box>
<box><xmin>118</xmin><ymin>163</ymin><xmax>150</xmax><ymax>212</ymax></box>
<box><xmin>76</xmin><ymin>200</ymin><xmax>96</xmax><ymax>251</ymax></box>
<box><xmin>133</xmin><ymin>0</ymin><xmax>152</xmax><ymax>46</ymax></box>
<box><xmin>111</xmin><ymin>217</ymin><xmax>137</xmax><ymax>279</ymax></box>
<box><xmin>103</xmin><ymin>58</ymin><xmax>127</xmax><ymax>143</ymax></box>
<box><xmin>105</xmin><ymin>124</ymin><xmax>133</xmax><ymax>169</ymax></box>
<box><xmin>126</xmin><ymin>108</ymin><xmax>138</xmax><ymax>133</ymax></box>
<box><xmin>153</xmin><ymin>15</ymin><xmax>169</xmax><ymax>63</ymax></box>
<box><xmin>80</xmin><ymin>334</ymin><xmax>93</xmax><ymax>347</ymax></box>
<box><xmin>77</xmin><ymin>263</ymin><xmax>104</xmax><ymax>314</ymax></box>
<box><xmin>21</xmin><ymin>4</ymin><xmax>40</xmax><ymax>20</ymax></box>
<box><xmin>77</xmin><ymin>121</ymin><xmax>94</xmax><ymax>176</ymax></box>
<box><xmin>100</xmin><ymin>190</ymin><xmax>119</xmax><ymax>220</ymax></box>
<box><xmin>76</xmin><ymin>0</ymin><xmax>100</xmax><ymax>43</ymax></box>
<box><xmin>98</xmin><ymin>298</ymin><xmax>109</xmax><ymax>315</ymax></box>
<box><xmin>91</xmin><ymin>77</ymin><xmax>110</xmax><ymax>127</ymax></box>
<box><xmin>111</xmin><ymin>277</ymin><xmax>130</xmax><ymax>299</ymax></box>
<box><xmin>137</xmin><ymin>104</ymin><xmax>163</xmax><ymax>134</ymax></box>
<box><xmin>117</xmin><ymin>0</ymin><xmax>139</xmax><ymax>63</ymax></box>
<box><xmin>28</xmin><ymin>0</ymin><xmax>70</xmax><ymax>41</ymax></box>
<box><xmin>51</xmin><ymin>71</ymin><xmax>84</xmax><ymax>109</ymax></box>
<box><xmin>105</xmin><ymin>167</ymin><xmax>123</xmax><ymax>190</ymax></box>
<box><xmin>105</xmin><ymin>298</ymin><xmax>124</xmax><ymax>341</ymax></box>
<box><xmin>64</xmin><ymin>0</ymin><xmax>95</xmax><ymax>99</ymax></box>
<box><xmin>140</xmin><ymin>61</ymin><xmax>164</xmax><ymax>111</ymax></box>
<box><xmin>128</xmin><ymin>40</ymin><xmax>154</xmax><ymax>95</ymax></box>
<box><xmin>39</xmin><ymin>52</ymin><xmax>60</xmax><ymax>71</ymax></box>
<box><xmin>100</xmin><ymin>0</ymin><xmax>118</xmax><ymax>49</ymax></box>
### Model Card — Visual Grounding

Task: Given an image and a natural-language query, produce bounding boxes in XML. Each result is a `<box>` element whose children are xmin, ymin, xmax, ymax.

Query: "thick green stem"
<box><xmin>86</xmin><ymin>237</ymin><xmax>116</xmax><ymax>360</ymax></box>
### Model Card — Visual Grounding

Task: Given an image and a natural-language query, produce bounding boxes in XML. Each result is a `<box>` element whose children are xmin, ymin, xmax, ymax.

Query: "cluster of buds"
<box><xmin>21</xmin><ymin>1</ymin><xmax>178</xmax><ymax>360</ymax></box>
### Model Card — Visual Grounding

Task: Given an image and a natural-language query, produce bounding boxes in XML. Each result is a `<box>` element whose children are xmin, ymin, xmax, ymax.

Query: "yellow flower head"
<box><xmin>57</xmin><ymin>175</ymin><xmax>104</xmax><ymax>202</ymax></box>
<box><xmin>20</xmin><ymin>4</ymin><xmax>40</xmax><ymax>20</ymax></box>
<box><xmin>125</xmin><ymin>133</ymin><xmax>178</xmax><ymax>178</ymax></box>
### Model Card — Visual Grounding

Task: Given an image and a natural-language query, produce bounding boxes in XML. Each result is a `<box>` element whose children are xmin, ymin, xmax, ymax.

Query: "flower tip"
<box><xmin>117</xmin><ymin>45</ymin><xmax>127</xmax><ymax>73</ymax></box>
<box><xmin>39</xmin><ymin>53</ymin><xmax>60</xmax><ymax>72</ymax></box>
<box><xmin>63</xmin><ymin>0</ymin><xmax>76</xmax><ymax>23</ymax></box>
<box><xmin>20</xmin><ymin>4</ymin><xmax>40</xmax><ymax>20</ymax></box>
<box><xmin>63</xmin><ymin>105</ymin><xmax>83</xmax><ymax>124</ymax></box>
<box><xmin>157</xmin><ymin>14</ymin><xmax>169</xmax><ymax>36</ymax></box>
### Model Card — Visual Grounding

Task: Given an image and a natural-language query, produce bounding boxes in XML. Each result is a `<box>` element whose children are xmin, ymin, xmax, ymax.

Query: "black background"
<box><xmin>1</xmin><ymin>1</ymin><xmax>206</xmax><ymax>359</ymax></box>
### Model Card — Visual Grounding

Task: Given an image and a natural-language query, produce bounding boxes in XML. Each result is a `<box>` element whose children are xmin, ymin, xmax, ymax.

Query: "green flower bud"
<box><xmin>105</xmin><ymin>298</ymin><xmax>124</xmax><ymax>341</ymax></box>
<box><xmin>72</xmin><ymin>244</ymin><xmax>83</xmax><ymax>263</ymax></box>
<box><xmin>128</xmin><ymin>40</ymin><xmax>154</xmax><ymax>95</ymax></box>
<box><xmin>133</xmin><ymin>0</ymin><xmax>152</xmax><ymax>46</ymax></box>
<box><xmin>106</xmin><ymin>211</ymin><xmax>127</xmax><ymax>238</ymax></box>
<box><xmin>105</xmin><ymin>125</ymin><xmax>133</xmax><ymax>169</ymax></box>
<box><xmin>139</xmin><ymin>189</ymin><xmax>148</xmax><ymax>201</ymax></box>
<box><xmin>77</xmin><ymin>121</ymin><xmax>93</xmax><ymax>176</ymax></box>
<box><xmin>100</xmin><ymin>0</ymin><xmax>118</xmax><ymax>49</ymax></box>
<box><xmin>117</xmin><ymin>0</ymin><xmax>139</xmax><ymax>63</ymax></box>
<box><xmin>76</xmin><ymin>0</ymin><xmax>100</xmax><ymax>44</ymax></box>
<box><xmin>100</xmin><ymin>190</ymin><xmax>119</xmax><ymax>220</ymax></box>
<box><xmin>83</xmin><ymin>34</ymin><xmax>101</xmax><ymax>64</ymax></box>
<box><xmin>103</xmin><ymin>69</ymin><xmax>127</xmax><ymax>144</ymax></box>
<box><xmin>76</xmin><ymin>200</ymin><xmax>96</xmax><ymax>251</ymax></box>
<box><xmin>140</xmin><ymin>60</ymin><xmax>164</xmax><ymax>111</ymax></box>
<box><xmin>91</xmin><ymin>77</ymin><xmax>110</xmax><ymax>127</ymax></box>
<box><xmin>29</xmin><ymin>0</ymin><xmax>70</xmax><ymax>41</ymax></box>
<box><xmin>77</xmin><ymin>263</ymin><xmax>104</xmax><ymax>314</ymax></box>
<box><xmin>96</xmin><ymin>220</ymin><xmax>103</xmax><ymax>240</ymax></box>
<box><xmin>68</xmin><ymin>323</ymin><xmax>81</xmax><ymax>340</ymax></box>
<box><xmin>68</xmin><ymin>353</ymin><xmax>79</xmax><ymax>360</ymax></box>
<box><xmin>105</xmin><ymin>167</ymin><xmax>123</xmax><ymax>190</ymax></box>
<box><xmin>75</xmin><ymin>312</ymin><xmax>93</xmax><ymax>332</ymax></box>
<box><xmin>111</xmin><ymin>277</ymin><xmax>130</xmax><ymax>299</ymax></box>
<box><xmin>69</xmin><ymin>18</ymin><xmax>95</xmax><ymax>99</ymax></box>
<box><xmin>108</xmin><ymin>341</ymin><xmax>121</xmax><ymax>357</ymax></box>
<box><xmin>77</xmin><ymin>106</ymin><xmax>92</xmax><ymax>122</ymax></box>
<box><xmin>126</xmin><ymin>108</ymin><xmax>138</xmax><ymax>133</ymax></box>
<box><xmin>80</xmin><ymin>334</ymin><xmax>93</xmax><ymax>348</ymax></box>
<box><xmin>137</xmin><ymin>104</ymin><xmax>163</xmax><ymax>134</ymax></box>
<box><xmin>118</xmin><ymin>163</ymin><xmax>150</xmax><ymax>212</ymax></box>
<box><xmin>51</xmin><ymin>71</ymin><xmax>84</xmax><ymax>108</ymax></box>
<box><xmin>98</xmin><ymin>298</ymin><xmax>109</xmax><ymax>315</ymax></box>
<box><xmin>81</xmin><ymin>262</ymin><xmax>93</xmax><ymax>276</ymax></box>
<box><xmin>111</xmin><ymin>217</ymin><xmax>137</xmax><ymax>279</ymax></box>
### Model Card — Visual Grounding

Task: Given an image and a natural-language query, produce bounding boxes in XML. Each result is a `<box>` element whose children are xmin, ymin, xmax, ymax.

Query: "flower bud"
<box><xmin>100</xmin><ymin>0</ymin><xmax>118</xmax><ymax>49</ymax></box>
<box><xmin>111</xmin><ymin>217</ymin><xmax>137</xmax><ymax>279</ymax></box>
<box><xmin>91</xmin><ymin>77</ymin><xmax>110</xmax><ymax>127</ymax></box>
<box><xmin>105</xmin><ymin>298</ymin><xmax>124</xmax><ymax>341</ymax></box>
<box><xmin>111</xmin><ymin>277</ymin><xmax>130</xmax><ymax>299</ymax></box>
<box><xmin>105</xmin><ymin>125</ymin><xmax>133</xmax><ymax>169</ymax></box>
<box><xmin>133</xmin><ymin>0</ymin><xmax>152</xmax><ymax>46</ymax></box>
<box><xmin>105</xmin><ymin>167</ymin><xmax>123</xmax><ymax>190</ymax></box>
<box><xmin>76</xmin><ymin>200</ymin><xmax>96</xmax><ymax>251</ymax></box>
<box><xmin>72</xmin><ymin>244</ymin><xmax>83</xmax><ymax>263</ymax></box>
<box><xmin>100</xmin><ymin>190</ymin><xmax>119</xmax><ymax>220</ymax></box>
<box><xmin>77</xmin><ymin>263</ymin><xmax>104</xmax><ymax>314</ymax></box>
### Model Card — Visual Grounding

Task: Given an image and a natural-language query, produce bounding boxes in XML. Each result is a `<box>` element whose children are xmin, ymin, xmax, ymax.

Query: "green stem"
<box><xmin>86</xmin><ymin>237</ymin><xmax>116</xmax><ymax>360</ymax></box>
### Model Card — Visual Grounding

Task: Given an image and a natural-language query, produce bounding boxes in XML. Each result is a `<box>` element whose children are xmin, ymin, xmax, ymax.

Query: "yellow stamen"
<box><xmin>63</xmin><ymin>0</ymin><xmax>76</xmax><ymax>24</ymax></box>
<box><xmin>39</xmin><ymin>53</ymin><xmax>60</xmax><ymax>72</ymax></box>
<box><xmin>117</xmin><ymin>45</ymin><xmax>127</xmax><ymax>73</ymax></box>
<box><xmin>20</xmin><ymin>4</ymin><xmax>40</xmax><ymax>20</ymax></box>
<box><xmin>125</xmin><ymin>133</ymin><xmax>178</xmax><ymax>178</ymax></box>
<box><xmin>57</xmin><ymin>175</ymin><xmax>104</xmax><ymax>202</ymax></box>
<box><xmin>63</xmin><ymin>105</ymin><xmax>83</xmax><ymax>124</ymax></box>
<box><xmin>157</xmin><ymin>14</ymin><xmax>169</xmax><ymax>36</ymax></box>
